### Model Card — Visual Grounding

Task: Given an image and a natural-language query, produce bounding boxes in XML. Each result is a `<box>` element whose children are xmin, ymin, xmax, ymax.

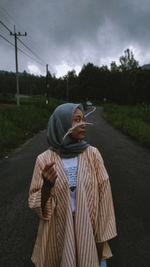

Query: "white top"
<box><xmin>61</xmin><ymin>156</ymin><xmax>78</xmax><ymax>214</ymax></box>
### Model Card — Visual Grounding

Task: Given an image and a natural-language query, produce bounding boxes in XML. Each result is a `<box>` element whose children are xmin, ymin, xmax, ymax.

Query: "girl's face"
<box><xmin>72</xmin><ymin>108</ymin><xmax>86</xmax><ymax>140</ymax></box>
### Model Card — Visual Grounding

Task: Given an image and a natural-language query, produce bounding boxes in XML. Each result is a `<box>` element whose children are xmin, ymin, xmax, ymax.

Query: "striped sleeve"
<box><xmin>94</xmin><ymin>148</ymin><xmax>117</xmax><ymax>242</ymax></box>
<box><xmin>28</xmin><ymin>156</ymin><xmax>56</xmax><ymax>221</ymax></box>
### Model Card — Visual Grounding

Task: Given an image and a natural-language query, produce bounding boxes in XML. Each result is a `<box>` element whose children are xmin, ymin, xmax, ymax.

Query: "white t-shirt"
<box><xmin>61</xmin><ymin>156</ymin><xmax>78</xmax><ymax>214</ymax></box>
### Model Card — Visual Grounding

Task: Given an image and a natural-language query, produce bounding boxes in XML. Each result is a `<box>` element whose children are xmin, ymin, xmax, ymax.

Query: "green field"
<box><xmin>102</xmin><ymin>103</ymin><xmax>150</xmax><ymax>149</ymax></box>
<box><xmin>0</xmin><ymin>96</ymin><xmax>64</xmax><ymax>159</ymax></box>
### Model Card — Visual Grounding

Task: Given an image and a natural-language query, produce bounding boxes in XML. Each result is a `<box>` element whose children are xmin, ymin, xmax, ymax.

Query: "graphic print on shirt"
<box><xmin>61</xmin><ymin>156</ymin><xmax>78</xmax><ymax>188</ymax></box>
<box><xmin>64</xmin><ymin>166</ymin><xmax>77</xmax><ymax>188</ymax></box>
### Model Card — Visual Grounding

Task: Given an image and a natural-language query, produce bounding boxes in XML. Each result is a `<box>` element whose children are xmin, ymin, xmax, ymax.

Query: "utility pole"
<box><xmin>10</xmin><ymin>25</ymin><xmax>27</xmax><ymax>106</ymax></box>
<box><xmin>46</xmin><ymin>64</ymin><xmax>50</xmax><ymax>104</ymax></box>
<box><xmin>66</xmin><ymin>76</ymin><xmax>69</xmax><ymax>101</ymax></box>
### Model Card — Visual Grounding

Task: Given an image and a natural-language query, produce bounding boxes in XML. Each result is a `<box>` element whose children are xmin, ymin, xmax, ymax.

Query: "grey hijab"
<box><xmin>47</xmin><ymin>103</ymin><xmax>89</xmax><ymax>158</ymax></box>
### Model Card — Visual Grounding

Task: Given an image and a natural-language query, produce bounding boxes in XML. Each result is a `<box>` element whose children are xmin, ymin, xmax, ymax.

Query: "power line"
<box><xmin>0</xmin><ymin>32</ymin><xmax>45</xmax><ymax>66</ymax></box>
<box><xmin>18</xmin><ymin>47</ymin><xmax>46</xmax><ymax>66</ymax></box>
<box><xmin>0</xmin><ymin>6</ymin><xmax>47</xmax><ymax>66</ymax></box>
<box><xmin>17</xmin><ymin>37</ymin><xmax>46</xmax><ymax>65</ymax></box>
<box><xmin>0</xmin><ymin>32</ymin><xmax>14</xmax><ymax>47</ymax></box>
<box><xmin>0</xmin><ymin>20</ymin><xmax>12</xmax><ymax>34</ymax></box>
<box><xmin>17</xmin><ymin>44</ymin><xmax>46</xmax><ymax>66</ymax></box>
<box><xmin>0</xmin><ymin>19</ymin><xmax>47</xmax><ymax>67</ymax></box>
<box><xmin>0</xmin><ymin>5</ymin><xmax>17</xmax><ymax>28</ymax></box>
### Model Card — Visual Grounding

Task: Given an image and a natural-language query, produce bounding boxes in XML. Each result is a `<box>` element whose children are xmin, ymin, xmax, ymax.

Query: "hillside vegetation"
<box><xmin>102</xmin><ymin>104</ymin><xmax>150</xmax><ymax>148</ymax></box>
<box><xmin>0</xmin><ymin>97</ymin><xmax>64</xmax><ymax>159</ymax></box>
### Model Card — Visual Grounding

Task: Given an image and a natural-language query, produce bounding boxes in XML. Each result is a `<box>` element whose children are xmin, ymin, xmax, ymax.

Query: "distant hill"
<box><xmin>0</xmin><ymin>70</ymin><xmax>37</xmax><ymax>77</ymax></box>
<box><xmin>141</xmin><ymin>64</ymin><xmax>150</xmax><ymax>70</ymax></box>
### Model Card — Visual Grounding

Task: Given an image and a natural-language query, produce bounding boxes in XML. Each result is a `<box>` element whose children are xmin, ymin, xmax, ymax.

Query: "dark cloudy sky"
<box><xmin>0</xmin><ymin>0</ymin><xmax>150</xmax><ymax>77</ymax></box>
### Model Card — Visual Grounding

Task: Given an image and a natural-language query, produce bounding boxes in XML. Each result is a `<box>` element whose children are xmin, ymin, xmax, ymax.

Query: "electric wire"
<box><xmin>0</xmin><ymin>32</ymin><xmax>14</xmax><ymax>47</ymax></box>
<box><xmin>0</xmin><ymin>20</ymin><xmax>46</xmax><ymax>65</ymax></box>
<box><xmin>0</xmin><ymin>32</ymin><xmax>45</xmax><ymax>66</ymax></box>
<box><xmin>17</xmin><ymin>45</ymin><xmax>46</xmax><ymax>66</ymax></box>
<box><xmin>0</xmin><ymin>9</ymin><xmax>47</xmax><ymax>69</ymax></box>
<box><xmin>0</xmin><ymin>5</ymin><xmax>17</xmax><ymax>28</ymax></box>
<box><xmin>0</xmin><ymin>20</ymin><xmax>12</xmax><ymax>34</ymax></box>
<box><xmin>0</xmin><ymin>5</ymin><xmax>13</xmax><ymax>32</ymax></box>
<box><xmin>17</xmin><ymin>37</ymin><xmax>46</xmax><ymax>65</ymax></box>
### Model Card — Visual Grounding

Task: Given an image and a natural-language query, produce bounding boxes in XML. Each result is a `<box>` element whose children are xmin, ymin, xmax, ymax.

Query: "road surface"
<box><xmin>0</xmin><ymin>106</ymin><xmax>150</xmax><ymax>267</ymax></box>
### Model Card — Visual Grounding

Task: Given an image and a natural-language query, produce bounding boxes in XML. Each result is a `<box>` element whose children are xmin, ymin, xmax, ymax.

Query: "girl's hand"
<box><xmin>42</xmin><ymin>162</ymin><xmax>57</xmax><ymax>187</ymax></box>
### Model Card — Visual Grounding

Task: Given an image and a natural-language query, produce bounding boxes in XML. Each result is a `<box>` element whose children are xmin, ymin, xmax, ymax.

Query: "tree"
<box><xmin>63</xmin><ymin>70</ymin><xmax>78</xmax><ymax>101</ymax></box>
<box><xmin>99</xmin><ymin>65</ymin><xmax>109</xmax><ymax>72</ymax></box>
<box><xmin>110</xmin><ymin>61</ymin><xmax>119</xmax><ymax>72</ymax></box>
<box><xmin>119</xmin><ymin>48</ymin><xmax>139</xmax><ymax>71</ymax></box>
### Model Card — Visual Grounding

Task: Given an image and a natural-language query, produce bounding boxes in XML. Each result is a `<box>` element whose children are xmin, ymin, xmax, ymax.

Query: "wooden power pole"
<box><xmin>10</xmin><ymin>25</ymin><xmax>27</xmax><ymax>106</ymax></box>
<box><xmin>46</xmin><ymin>64</ymin><xmax>50</xmax><ymax>104</ymax></box>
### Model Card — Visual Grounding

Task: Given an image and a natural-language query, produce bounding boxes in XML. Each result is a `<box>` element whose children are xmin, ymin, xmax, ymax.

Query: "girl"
<box><xmin>28</xmin><ymin>103</ymin><xmax>117</xmax><ymax>267</ymax></box>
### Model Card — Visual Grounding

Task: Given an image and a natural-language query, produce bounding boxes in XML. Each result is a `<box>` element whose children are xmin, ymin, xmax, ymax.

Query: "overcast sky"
<box><xmin>0</xmin><ymin>0</ymin><xmax>150</xmax><ymax>77</ymax></box>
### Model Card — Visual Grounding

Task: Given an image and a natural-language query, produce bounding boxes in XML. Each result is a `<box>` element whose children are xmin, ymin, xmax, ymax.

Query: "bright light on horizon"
<box><xmin>54</xmin><ymin>62</ymin><xmax>81</xmax><ymax>78</ymax></box>
<box><xmin>27</xmin><ymin>64</ymin><xmax>43</xmax><ymax>76</ymax></box>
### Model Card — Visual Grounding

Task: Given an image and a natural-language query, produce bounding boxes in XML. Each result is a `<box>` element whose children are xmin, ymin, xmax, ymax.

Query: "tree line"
<box><xmin>0</xmin><ymin>48</ymin><xmax>150</xmax><ymax>105</ymax></box>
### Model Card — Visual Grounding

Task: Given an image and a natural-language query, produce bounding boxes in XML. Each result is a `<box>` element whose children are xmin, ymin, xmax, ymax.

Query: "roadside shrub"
<box><xmin>102</xmin><ymin>103</ymin><xmax>150</xmax><ymax>148</ymax></box>
<box><xmin>0</xmin><ymin>97</ymin><xmax>65</xmax><ymax>159</ymax></box>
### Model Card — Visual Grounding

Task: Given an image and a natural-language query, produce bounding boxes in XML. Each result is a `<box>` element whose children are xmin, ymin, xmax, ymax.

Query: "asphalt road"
<box><xmin>0</xmin><ymin>106</ymin><xmax>150</xmax><ymax>267</ymax></box>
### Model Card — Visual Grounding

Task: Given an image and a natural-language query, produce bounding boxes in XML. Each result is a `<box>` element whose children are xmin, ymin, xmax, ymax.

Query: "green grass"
<box><xmin>0</xmin><ymin>97</ymin><xmax>65</xmax><ymax>159</ymax></box>
<box><xmin>102</xmin><ymin>103</ymin><xmax>150</xmax><ymax>149</ymax></box>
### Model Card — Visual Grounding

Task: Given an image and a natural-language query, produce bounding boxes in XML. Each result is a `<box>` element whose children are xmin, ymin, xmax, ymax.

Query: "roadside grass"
<box><xmin>102</xmin><ymin>103</ymin><xmax>150</xmax><ymax>149</ymax></box>
<box><xmin>0</xmin><ymin>97</ymin><xmax>64</xmax><ymax>159</ymax></box>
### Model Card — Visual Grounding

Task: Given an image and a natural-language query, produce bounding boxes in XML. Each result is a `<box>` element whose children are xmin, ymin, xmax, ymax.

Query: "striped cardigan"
<box><xmin>28</xmin><ymin>146</ymin><xmax>117</xmax><ymax>267</ymax></box>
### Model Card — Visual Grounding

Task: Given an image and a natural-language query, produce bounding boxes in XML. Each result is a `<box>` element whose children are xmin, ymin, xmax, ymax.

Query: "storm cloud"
<box><xmin>0</xmin><ymin>0</ymin><xmax>150</xmax><ymax>77</ymax></box>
